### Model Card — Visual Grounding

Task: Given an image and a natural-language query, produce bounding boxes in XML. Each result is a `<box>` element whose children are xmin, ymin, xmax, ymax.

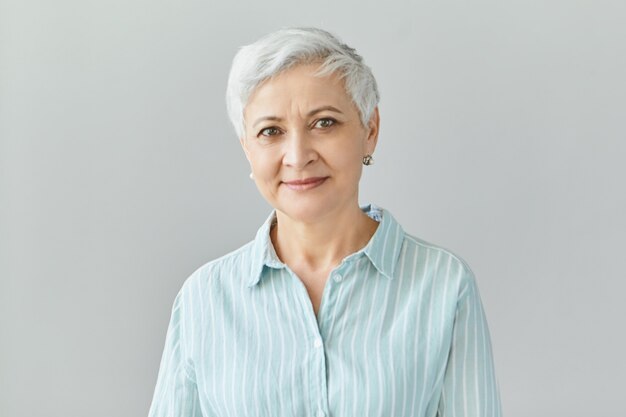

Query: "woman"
<box><xmin>149</xmin><ymin>27</ymin><xmax>502</xmax><ymax>417</ymax></box>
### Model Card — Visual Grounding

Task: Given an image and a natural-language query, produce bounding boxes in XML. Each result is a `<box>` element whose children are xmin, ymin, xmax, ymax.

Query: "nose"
<box><xmin>282</xmin><ymin>129</ymin><xmax>317</xmax><ymax>170</ymax></box>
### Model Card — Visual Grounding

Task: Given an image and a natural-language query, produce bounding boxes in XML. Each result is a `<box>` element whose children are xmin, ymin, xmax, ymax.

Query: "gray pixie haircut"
<box><xmin>226</xmin><ymin>27</ymin><xmax>380</xmax><ymax>139</ymax></box>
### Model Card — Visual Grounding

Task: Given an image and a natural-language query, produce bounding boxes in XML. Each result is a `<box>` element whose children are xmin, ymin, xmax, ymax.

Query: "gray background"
<box><xmin>1</xmin><ymin>0</ymin><xmax>625</xmax><ymax>416</ymax></box>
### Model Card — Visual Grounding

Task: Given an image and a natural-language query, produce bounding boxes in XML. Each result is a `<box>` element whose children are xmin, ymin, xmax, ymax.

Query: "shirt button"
<box><xmin>314</xmin><ymin>338</ymin><xmax>323</xmax><ymax>348</ymax></box>
<box><xmin>333</xmin><ymin>273</ymin><xmax>343</xmax><ymax>282</ymax></box>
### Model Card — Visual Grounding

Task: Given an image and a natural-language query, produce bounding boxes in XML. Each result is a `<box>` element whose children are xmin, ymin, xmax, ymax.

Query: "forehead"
<box><xmin>244</xmin><ymin>63</ymin><xmax>355</xmax><ymax>118</ymax></box>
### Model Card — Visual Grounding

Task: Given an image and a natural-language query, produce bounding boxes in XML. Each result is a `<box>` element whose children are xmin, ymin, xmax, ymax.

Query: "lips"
<box><xmin>282</xmin><ymin>176</ymin><xmax>328</xmax><ymax>191</ymax></box>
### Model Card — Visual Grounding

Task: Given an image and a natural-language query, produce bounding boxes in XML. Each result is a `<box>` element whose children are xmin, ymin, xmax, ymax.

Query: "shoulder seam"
<box><xmin>404</xmin><ymin>234</ymin><xmax>472</xmax><ymax>270</ymax></box>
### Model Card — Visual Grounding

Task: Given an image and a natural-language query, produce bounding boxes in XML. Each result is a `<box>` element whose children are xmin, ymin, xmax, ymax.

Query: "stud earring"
<box><xmin>249</xmin><ymin>172</ymin><xmax>254</xmax><ymax>179</ymax></box>
<box><xmin>362</xmin><ymin>154</ymin><xmax>374</xmax><ymax>166</ymax></box>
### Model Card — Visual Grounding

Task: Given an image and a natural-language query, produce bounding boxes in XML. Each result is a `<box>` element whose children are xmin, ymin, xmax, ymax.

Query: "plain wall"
<box><xmin>1</xmin><ymin>0</ymin><xmax>625</xmax><ymax>416</ymax></box>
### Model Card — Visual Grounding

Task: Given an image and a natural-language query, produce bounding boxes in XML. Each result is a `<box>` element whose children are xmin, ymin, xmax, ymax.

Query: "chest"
<box><xmin>190</xmin><ymin>265</ymin><xmax>457</xmax><ymax>417</ymax></box>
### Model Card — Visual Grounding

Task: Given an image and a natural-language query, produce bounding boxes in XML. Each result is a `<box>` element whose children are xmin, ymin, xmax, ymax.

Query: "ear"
<box><xmin>239</xmin><ymin>136</ymin><xmax>251</xmax><ymax>163</ymax></box>
<box><xmin>364</xmin><ymin>106</ymin><xmax>380</xmax><ymax>155</ymax></box>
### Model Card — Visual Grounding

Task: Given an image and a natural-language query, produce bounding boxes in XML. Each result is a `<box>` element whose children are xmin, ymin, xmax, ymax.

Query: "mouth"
<box><xmin>282</xmin><ymin>177</ymin><xmax>328</xmax><ymax>191</ymax></box>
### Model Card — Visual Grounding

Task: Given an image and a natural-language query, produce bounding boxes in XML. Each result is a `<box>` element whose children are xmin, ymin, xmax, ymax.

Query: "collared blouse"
<box><xmin>148</xmin><ymin>204</ymin><xmax>502</xmax><ymax>417</ymax></box>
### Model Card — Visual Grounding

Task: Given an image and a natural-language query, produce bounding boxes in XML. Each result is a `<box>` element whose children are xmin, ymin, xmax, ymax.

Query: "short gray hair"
<box><xmin>225</xmin><ymin>27</ymin><xmax>380</xmax><ymax>139</ymax></box>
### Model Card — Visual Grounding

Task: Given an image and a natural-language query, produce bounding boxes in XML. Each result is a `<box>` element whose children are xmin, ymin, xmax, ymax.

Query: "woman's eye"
<box><xmin>314</xmin><ymin>118</ymin><xmax>335</xmax><ymax>129</ymax></box>
<box><xmin>259</xmin><ymin>127</ymin><xmax>280</xmax><ymax>137</ymax></box>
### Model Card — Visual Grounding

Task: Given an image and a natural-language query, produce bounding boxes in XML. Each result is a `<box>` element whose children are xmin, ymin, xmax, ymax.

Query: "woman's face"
<box><xmin>240</xmin><ymin>63</ymin><xmax>379</xmax><ymax>224</ymax></box>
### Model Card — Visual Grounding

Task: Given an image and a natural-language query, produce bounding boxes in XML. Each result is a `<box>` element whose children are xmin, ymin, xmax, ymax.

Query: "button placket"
<box><xmin>285</xmin><ymin>266</ymin><xmax>330</xmax><ymax>417</ymax></box>
<box><xmin>309</xmin><ymin>266</ymin><xmax>346</xmax><ymax>417</ymax></box>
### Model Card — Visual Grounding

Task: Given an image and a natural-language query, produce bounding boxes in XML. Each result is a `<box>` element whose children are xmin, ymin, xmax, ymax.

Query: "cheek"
<box><xmin>331</xmin><ymin>153</ymin><xmax>363</xmax><ymax>183</ymax></box>
<box><xmin>331</xmin><ymin>141</ymin><xmax>364</xmax><ymax>168</ymax></box>
<box><xmin>250</xmin><ymin>150</ymin><xmax>281</xmax><ymax>180</ymax></box>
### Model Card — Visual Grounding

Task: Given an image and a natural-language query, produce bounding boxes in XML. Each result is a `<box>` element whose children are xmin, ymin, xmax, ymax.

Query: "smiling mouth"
<box><xmin>282</xmin><ymin>177</ymin><xmax>328</xmax><ymax>191</ymax></box>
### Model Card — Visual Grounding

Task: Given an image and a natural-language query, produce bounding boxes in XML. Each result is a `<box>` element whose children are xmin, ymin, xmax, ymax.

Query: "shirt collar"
<box><xmin>246</xmin><ymin>204</ymin><xmax>405</xmax><ymax>287</ymax></box>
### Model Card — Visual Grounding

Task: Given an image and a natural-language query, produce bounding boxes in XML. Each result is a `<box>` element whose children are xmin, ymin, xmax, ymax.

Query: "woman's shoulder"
<box><xmin>376</xmin><ymin>205</ymin><xmax>475</xmax><ymax>284</ymax></box>
<box><xmin>400</xmin><ymin>232</ymin><xmax>477</xmax><ymax>292</ymax></box>
<box><xmin>403</xmin><ymin>233</ymin><xmax>473</xmax><ymax>271</ymax></box>
<box><xmin>178</xmin><ymin>239</ymin><xmax>257</xmax><ymax>293</ymax></box>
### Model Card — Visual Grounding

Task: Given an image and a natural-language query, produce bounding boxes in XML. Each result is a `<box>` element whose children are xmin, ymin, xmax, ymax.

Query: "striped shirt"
<box><xmin>148</xmin><ymin>204</ymin><xmax>502</xmax><ymax>417</ymax></box>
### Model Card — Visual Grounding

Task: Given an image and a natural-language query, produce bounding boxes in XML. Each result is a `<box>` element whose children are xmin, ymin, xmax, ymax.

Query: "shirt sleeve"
<box><xmin>437</xmin><ymin>270</ymin><xmax>503</xmax><ymax>417</ymax></box>
<box><xmin>148</xmin><ymin>289</ymin><xmax>203</xmax><ymax>417</ymax></box>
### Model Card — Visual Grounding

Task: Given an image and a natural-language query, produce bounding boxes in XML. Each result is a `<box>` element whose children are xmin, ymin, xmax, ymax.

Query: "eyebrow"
<box><xmin>252</xmin><ymin>105</ymin><xmax>344</xmax><ymax>128</ymax></box>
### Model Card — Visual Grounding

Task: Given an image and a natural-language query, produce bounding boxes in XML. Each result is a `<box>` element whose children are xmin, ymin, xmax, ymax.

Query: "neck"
<box><xmin>270</xmin><ymin>204</ymin><xmax>379</xmax><ymax>273</ymax></box>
